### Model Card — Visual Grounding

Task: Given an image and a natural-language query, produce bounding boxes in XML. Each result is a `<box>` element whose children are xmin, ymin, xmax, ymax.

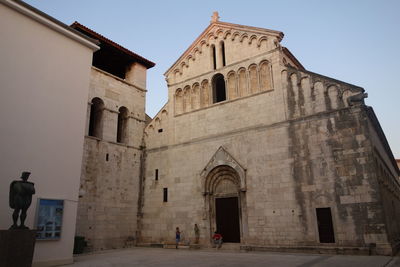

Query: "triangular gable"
<box><xmin>201</xmin><ymin>146</ymin><xmax>246</xmax><ymax>191</ymax></box>
<box><xmin>164</xmin><ymin>15</ymin><xmax>284</xmax><ymax>77</ymax></box>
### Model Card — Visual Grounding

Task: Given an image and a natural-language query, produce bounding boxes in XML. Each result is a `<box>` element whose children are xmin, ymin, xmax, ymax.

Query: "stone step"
<box><xmin>212</xmin><ymin>242</ymin><xmax>241</xmax><ymax>251</ymax></box>
<box><xmin>136</xmin><ymin>243</ymin><xmax>163</xmax><ymax>248</ymax></box>
<box><xmin>163</xmin><ymin>244</ymin><xmax>190</xmax><ymax>249</ymax></box>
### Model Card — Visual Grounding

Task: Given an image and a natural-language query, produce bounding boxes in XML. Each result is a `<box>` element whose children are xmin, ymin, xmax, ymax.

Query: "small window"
<box><xmin>211</xmin><ymin>45</ymin><xmax>216</xmax><ymax>70</ymax></box>
<box><xmin>158</xmin><ymin>129</ymin><xmax>163</xmax><ymax>133</ymax></box>
<box><xmin>155</xmin><ymin>169</ymin><xmax>159</xmax><ymax>181</ymax></box>
<box><xmin>212</xmin><ymin>73</ymin><xmax>226</xmax><ymax>103</ymax></box>
<box><xmin>220</xmin><ymin>41</ymin><xmax>226</xmax><ymax>67</ymax></box>
<box><xmin>163</xmin><ymin>188</ymin><xmax>168</xmax><ymax>202</ymax></box>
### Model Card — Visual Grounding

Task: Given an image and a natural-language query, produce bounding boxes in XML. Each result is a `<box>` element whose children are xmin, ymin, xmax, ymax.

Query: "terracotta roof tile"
<box><xmin>70</xmin><ymin>21</ymin><xmax>155</xmax><ymax>69</ymax></box>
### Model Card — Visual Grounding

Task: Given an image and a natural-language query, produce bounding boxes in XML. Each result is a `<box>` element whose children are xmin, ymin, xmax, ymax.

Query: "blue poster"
<box><xmin>36</xmin><ymin>199</ymin><xmax>64</xmax><ymax>240</ymax></box>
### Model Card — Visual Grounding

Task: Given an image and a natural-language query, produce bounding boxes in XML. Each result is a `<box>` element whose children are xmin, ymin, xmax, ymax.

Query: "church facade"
<box><xmin>74</xmin><ymin>13</ymin><xmax>400</xmax><ymax>255</ymax></box>
<box><xmin>139</xmin><ymin>13</ymin><xmax>400</xmax><ymax>255</ymax></box>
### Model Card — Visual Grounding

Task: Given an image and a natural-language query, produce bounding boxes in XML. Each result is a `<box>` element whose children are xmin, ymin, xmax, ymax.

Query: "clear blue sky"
<box><xmin>25</xmin><ymin>0</ymin><xmax>400</xmax><ymax>158</ymax></box>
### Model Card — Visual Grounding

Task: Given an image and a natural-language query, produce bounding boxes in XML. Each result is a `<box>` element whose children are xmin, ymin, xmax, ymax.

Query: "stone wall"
<box><xmin>141</xmin><ymin>45</ymin><xmax>400</xmax><ymax>254</ymax></box>
<box><xmin>77</xmin><ymin>138</ymin><xmax>141</xmax><ymax>250</ymax></box>
<box><xmin>76</xmin><ymin>67</ymin><xmax>146</xmax><ymax>251</ymax></box>
<box><xmin>141</xmin><ymin>107</ymin><xmax>393</xmax><ymax>252</ymax></box>
<box><xmin>366</xmin><ymin>108</ymin><xmax>400</xmax><ymax>252</ymax></box>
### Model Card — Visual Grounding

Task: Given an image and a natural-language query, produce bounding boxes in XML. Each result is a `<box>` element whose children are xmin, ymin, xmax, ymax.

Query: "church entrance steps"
<box><xmin>136</xmin><ymin>243</ymin><xmax>380</xmax><ymax>255</ymax></box>
<box><xmin>163</xmin><ymin>243</ymin><xmax>190</xmax><ymax>249</ymax></box>
<box><xmin>241</xmin><ymin>245</ymin><xmax>372</xmax><ymax>255</ymax></box>
<box><xmin>136</xmin><ymin>243</ymin><xmax>163</xmax><ymax>248</ymax></box>
<box><xmin>136</xmin><ymin>243</ymin><xmax>198</xmax><ymax>249</ymax></box>
<box><xmin>214</xmin><ymin>243</ymin><xmax>242</xmax><ymax>251</ymax></box>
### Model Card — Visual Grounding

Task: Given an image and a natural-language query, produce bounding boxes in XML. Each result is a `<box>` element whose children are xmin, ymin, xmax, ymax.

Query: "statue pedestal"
<box><xmin>0</xmin><ymin>229</ymin><xmax>36</xmax><ymax>267</ymax></box>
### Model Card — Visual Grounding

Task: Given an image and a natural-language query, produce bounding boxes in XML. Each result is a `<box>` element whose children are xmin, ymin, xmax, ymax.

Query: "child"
<box><xmin>212</xmin><ymin>231</ymin><xmax>223</xmax><ymax>249</ymax></box>
<box><xmin>175</xmin><ymin>227</ymin><xmax>181</xmax><ymax>249</ymax></box>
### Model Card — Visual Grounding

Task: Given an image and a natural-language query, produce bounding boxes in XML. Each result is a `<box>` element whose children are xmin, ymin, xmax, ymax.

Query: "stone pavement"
<box><xmin>70</xmin><ymin>247</ymin><xmax>400</xmax><ymax>267</ymax></box>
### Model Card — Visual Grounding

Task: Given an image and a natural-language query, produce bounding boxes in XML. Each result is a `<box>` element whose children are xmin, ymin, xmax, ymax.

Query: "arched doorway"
<box><xmin>205</xmin><ymin>165</ymin><xmax>242</xmax><ymax>243</ymax></box>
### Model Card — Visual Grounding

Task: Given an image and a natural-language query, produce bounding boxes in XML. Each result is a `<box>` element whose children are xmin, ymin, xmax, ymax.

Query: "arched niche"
<box><xmin>88</xmin><ymin>97</ymin><xmax>104</xmax><ymax>138</ymax></box>
<box><xmin>183</xmin><ymin>86</ymin><xmax>191</xmax><ymax>112</ymax></box>
<box><xmin>327</xmin><ymin>85</ymin><xmax>339</xmax><ymax>110</ymax></box>
<box><xmin>191</xmin><ymin>83</ymin><xmax>200</xmax><ymax>110</ymax></box>
<box><xmin>248</xmin><ymin>64</ymin><xmax>259</xmax><ymax>94</ymax></box>
<box><xmin>117</xmin><ymin>106</ymin><xmax>129</xmax><ymax>144</ymax></box>
<box><xmin>201</xmin><ymin>80</ymin><xmax>210</xmax><ymax>108</ymax></box>
<box><xmin>259</xmin><ymin>60</ymin><xmax>272</xmax><ymax>91</ymax></box>
<box><xmin>175</xmin><ymin>88</ymin><xmax>183</xmax><ymax>115</ymax></box>
<box><xmin>212</xmin><ymin>73</ymin><xmax>226</xmax><ymax>103</ymax></box>
<box><xmin>227</xmin><ymin>71</ymin><xmax>237</xmax><ymax>100</ymax></box>
<box><xmin>238</xmin><ymin>68</ymin><xmax>247</xmax><ymax>97</ymax></box>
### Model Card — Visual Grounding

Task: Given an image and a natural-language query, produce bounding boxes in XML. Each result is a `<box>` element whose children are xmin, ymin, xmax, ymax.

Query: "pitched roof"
<box><xmin>71</xmin><ymin>22</ymin><xmax>155</xmax><ymax>69</ymax></box>
<box><xmin>282</xmin><ymin>47</ymin><xmax>305</xmax><ymax>70</ymax></box>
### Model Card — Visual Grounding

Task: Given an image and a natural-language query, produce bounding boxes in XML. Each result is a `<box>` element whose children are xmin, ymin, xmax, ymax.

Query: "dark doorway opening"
<box><xmin>212</xmin><ymin>73</ymin><xmax>226</xmax><ymax>103</ymax></box>
<box><xmin>316</xmin><ymin>207</ymin><xmax>335</xmax><ymax>243</ymax></box>
<box><xmin>216</xmin><ymin>197</ymin><xmax>240</xmax><ymax>243</ymax></box>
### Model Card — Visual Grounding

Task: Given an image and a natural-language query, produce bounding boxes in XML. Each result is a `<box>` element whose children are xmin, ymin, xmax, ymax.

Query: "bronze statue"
<box><xmin>9</xmin><ymin>171</ymin><xmax>35</xmax><ymax>229</ymax></box>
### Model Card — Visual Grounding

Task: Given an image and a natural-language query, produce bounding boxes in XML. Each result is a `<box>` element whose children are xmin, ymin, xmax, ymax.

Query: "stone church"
<box><xmin>75</xmin><ymin>13</ymin><xmax>400</xmax><ymax>255</ymax></box>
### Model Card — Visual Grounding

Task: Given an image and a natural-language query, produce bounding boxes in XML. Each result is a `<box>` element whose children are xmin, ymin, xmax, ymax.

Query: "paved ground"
<box><xmin>70</xmin><ymin>247</ymin><xmax>400</xmax><ymax>267</ymax></box>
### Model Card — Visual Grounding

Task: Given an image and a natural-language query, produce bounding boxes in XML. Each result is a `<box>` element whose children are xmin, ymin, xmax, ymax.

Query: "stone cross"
<box><xmin>211</xmin><ymin>11</ymin><xmax>220</xmax><ymax>23</ymax></box>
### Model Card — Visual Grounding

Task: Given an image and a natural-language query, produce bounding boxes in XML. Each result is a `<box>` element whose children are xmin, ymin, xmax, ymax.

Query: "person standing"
<box><xmin>194</xmin><ymin>224</ymin><xmax>200</xmax><ymax>244</ymax></box>
<box><xmin>175</xmin><ymin>227</ymin><xmax>181</xmax><ymax>249</ymax></box>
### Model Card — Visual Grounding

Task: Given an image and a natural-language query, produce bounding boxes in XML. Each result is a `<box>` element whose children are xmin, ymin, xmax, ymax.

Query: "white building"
<box><xmin>0</xmin><ymin>0</ymin><xmax>98</xmax><ymax>266</ymax></box>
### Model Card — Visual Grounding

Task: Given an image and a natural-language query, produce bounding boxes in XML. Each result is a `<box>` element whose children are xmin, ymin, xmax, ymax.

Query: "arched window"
<box><xmin>212</xmin><ymin>73</ymin><xmax>226</xmax><ymax>103</ymax></box>
<box><xmin>117</xmin><ymin>106</ymin><xmax>129</xmax><ymax>143</ymax></box>
<box><xmin>211</xmin><ymin>45</ymin><xmax>216</xmax><ymax>70</ymax></box>
<box><xmin>220</xmin><ymin>41</ymin><xmax>226</xmax><ymax>67</ymax></box>
<box><xmin>88</xmin><ymin>97</ymin><xmax>104</xmax><ymax>138</ymax></box>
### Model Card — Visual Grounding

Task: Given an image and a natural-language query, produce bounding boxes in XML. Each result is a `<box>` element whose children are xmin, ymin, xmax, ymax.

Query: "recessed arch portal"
<box><xmin>201</xmin><ymin>146</ymin><xmax>248</xmax><ymax>244</ymax></box>
<box><xmin>205</xmin><ymin>165</ymin><xmax>242</xmax><ymax>243</ymax></box>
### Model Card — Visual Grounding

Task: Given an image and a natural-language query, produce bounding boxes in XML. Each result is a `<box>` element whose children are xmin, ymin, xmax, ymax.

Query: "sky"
<box><xmin>25</xmin><ymin>0</ymin><xmax>400</xmax><ymax>158</ymax></box>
